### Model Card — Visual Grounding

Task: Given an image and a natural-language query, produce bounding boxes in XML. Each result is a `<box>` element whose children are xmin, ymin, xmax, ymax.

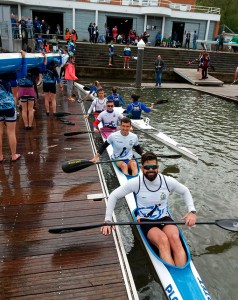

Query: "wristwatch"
<box><xmin>190</xmin><ymin>211</ymin><xmax>196</xmax><ymax>214</ymax></box>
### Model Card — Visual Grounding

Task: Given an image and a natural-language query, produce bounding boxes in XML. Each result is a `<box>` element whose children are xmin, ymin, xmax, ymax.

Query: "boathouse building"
<box><xmin>1</xmin><ymin>0</ymin><xmax>220</xmax><ymax>48</ymax></box>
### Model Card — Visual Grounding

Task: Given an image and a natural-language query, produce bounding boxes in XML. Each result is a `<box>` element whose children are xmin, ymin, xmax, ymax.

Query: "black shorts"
<box><xmin>0</xmin><ymin>108</ymin><xmax>16</xmax><ymax>122</ymax></box>
<box><xmin>43</xmin><ymin>83</ymin><xmax>56</xmax><ymax>94</ymax></box>
<box><xmin>139</xmin><ymin>216</ymin><xmax>174</xmax><ymax>237</ymax></box>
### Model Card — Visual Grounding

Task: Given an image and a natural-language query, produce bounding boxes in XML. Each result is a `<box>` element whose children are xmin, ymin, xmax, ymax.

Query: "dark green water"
<box><xmin>90</xmin><ymin>88</ymin><xmax>238</xmax><ymax>300</ymax></box>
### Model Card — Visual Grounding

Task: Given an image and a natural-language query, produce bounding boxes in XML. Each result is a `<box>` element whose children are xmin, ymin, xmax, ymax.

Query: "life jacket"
<box><xmin>65</xmin><ymin>31</ymin><xmax>71</xmax><ymax>41</ymax></box>
<box><xmin>130</xmin><ymin>102</ymin><xmax>142</xmax><ymax>119</ymax></box>
<box><xmin>110</xmin><ymin>93</ymin><xmax>120</xmax><ymax>107</ymax></box>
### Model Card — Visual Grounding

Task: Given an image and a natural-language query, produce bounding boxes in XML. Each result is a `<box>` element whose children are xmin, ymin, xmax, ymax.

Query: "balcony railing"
<box><xmin>65</xmin><ymin>0</ymin><xmax>220</xmax><ymax>14</ymax></box>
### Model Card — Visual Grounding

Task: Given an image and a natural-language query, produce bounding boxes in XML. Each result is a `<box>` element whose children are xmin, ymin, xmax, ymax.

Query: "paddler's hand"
<box><xmin>101</xmin><ymin>222</ymin><xmax>115</xmax><ymax>235</ymax></box>
<box><xmin>181</xmin><ymin>212</ymin><xmax>196</xmax><ymax>227</ymax></box>
<box><xmin>20</xmin><ymin>50</ymin><xmax>25</xmax><ymax>58</ymax></box>
<box><xmin>84</xmin><ymin>115</ymin><xmax>89</xmax><ymax>119</ymax></box>
<box><xmin>94</xmin><ymin>128</ymin><xmax>99</xmax><ymax>133</ymax></box>
<box><xmin>150</xmin><ymin>103</ymin><xmax>154</xmax><ymax>110</ymax></box>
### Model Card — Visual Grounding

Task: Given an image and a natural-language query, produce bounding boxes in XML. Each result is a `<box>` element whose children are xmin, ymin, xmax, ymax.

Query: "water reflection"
<box><xmin>85</xmin><ymin>88</ymin><xmax>238</xmax><ymax>300</ymax></box>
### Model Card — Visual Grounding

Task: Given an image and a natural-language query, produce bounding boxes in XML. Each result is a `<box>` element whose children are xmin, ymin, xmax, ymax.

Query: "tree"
<box><xmin>197</xmin><ymin>0</ymin><xmax>238</xmax><ymax>33</ymax></box>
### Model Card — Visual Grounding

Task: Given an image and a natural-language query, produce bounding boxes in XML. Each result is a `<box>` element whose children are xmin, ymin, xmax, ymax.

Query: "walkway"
<box><xmin>0</xmin><ymin>89</ymin><xmax>133</xmax><ymax>299</ymax></box>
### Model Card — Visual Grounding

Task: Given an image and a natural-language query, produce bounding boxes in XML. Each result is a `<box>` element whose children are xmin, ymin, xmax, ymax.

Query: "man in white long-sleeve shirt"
<box><xmin>101</xmin><ymin>151</ymin><xmax>197</xmax><ymax>266</ymax></box>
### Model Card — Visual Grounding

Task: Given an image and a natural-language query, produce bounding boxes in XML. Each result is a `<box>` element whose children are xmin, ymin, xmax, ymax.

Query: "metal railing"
<box><xmin>62</xmin><ymin>0</ymin><xmax>220</xmax><ymax>14</ymax></box>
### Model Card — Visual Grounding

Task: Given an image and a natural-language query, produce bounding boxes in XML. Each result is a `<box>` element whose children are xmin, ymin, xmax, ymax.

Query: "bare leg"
<box><xmin>44</xmin><ymin>93</ymin><xmax>50</xmax><ymax>113</ymax></box>
<box><xmin>116</xmin><ymin>161</ymin><xmax>129</xmax><ymax>175</ymax></box>
<box><xmin>50</xmin><ymin>93</ymin><xmax>57</xmax><ymax>113</ymax></box>
<box><xmin>147</xmin><ymin>227</ymin><xmax>175</xmax><ymax>265</ymax></box>
<box><xmin>0</xmin><ymin>122</ymin><xmax>4</xmax><ymax>159</ymax></box>
<box><xmin>163</xmin><ymin>225</ymin><xmax>187</xmax><ymax>266</ymax></box>
<box><xmin>6</xmin><ymin>121</ymin><xmax>17</xmax><ymax>156</ymax></box>
<box><xmin>127</xmin><ymin>160</ymin><xmax>138</xmax><ymax>176</ymax></box>
<box><xmin>27</xmin><ymin>100</ymin><xmax>35</xmax><ymax>127</ymax></box>
<box><xmin>21</xmin><ymin>101</ymin><xmax>29</xmax><ymax>127</ymax></box>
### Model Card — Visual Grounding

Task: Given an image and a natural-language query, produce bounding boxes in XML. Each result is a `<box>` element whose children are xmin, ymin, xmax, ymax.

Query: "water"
<box><xmin>88</xmin><ymin>88</ymin><xmax>238</xmax><ymax>300</ymax></box>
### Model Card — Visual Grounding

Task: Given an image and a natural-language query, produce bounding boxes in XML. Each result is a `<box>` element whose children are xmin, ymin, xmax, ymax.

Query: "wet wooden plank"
<box><xmin>0</xmin><ymin>89</ymin><xmax>128</xmax><ymax>299</ymax></box>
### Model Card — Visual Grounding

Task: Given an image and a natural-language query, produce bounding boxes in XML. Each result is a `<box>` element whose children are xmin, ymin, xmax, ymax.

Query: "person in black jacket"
<box><xmin>154</xmin><ymin>55</ymin><xmax>165</xmax><ymax>87</ymax></box>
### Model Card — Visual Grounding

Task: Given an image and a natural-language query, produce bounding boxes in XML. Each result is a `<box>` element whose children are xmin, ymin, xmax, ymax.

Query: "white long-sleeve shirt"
<box><xmin>105</xmin><ymin>173</ymin><xmax>196</xmax><ymax>221</ymax></box>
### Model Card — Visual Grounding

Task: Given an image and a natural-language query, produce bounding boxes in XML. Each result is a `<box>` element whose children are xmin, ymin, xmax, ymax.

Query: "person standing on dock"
<box><xmin>0</xmin><ymin>50</ymin><xmax>27</xmax><ymax>162</ymax></box>
<box><xmin>101</xmin><ymin>151</ymin><xmax>197</xmax><ymax>266</ymax></box>
<box><xmin>154</xmin><ymin>55</ymin><xmax>165</xmax><ymax>87</ymax></box>
<box><xmin>125</xmin><ymin>94</ymin><xmax>154</xmax><ymax>119</ymax></box>
<box><xmin>91</xmin><ymin>117</ymin><xmax>143</xmax><ymax>176</ymax></box>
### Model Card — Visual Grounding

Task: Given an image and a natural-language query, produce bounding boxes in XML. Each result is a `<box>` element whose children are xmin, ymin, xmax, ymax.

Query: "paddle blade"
<box><xmin>64</xmin><ymin>131</ymin><xmax>86</xmax><ymax>136</ymax></box>
<box><xmin>62</xmin><ymin>159</ymin><xmax>94</xmax><ymax>173</ymax></box>
<box><xmin>49</xmin><ymin>223</ymin><xmax>104</xmax><ymax>234</ymax></box>
<box><xmin>216</xmin><ymin>219</ymin><xmax>238</xmax><ymax>232</ymax></box>
<box><xmin>155</xmin><ymin>100</ymin><xmax>168</xmax><ymax>105</ymax></box>
<box><xmin>54</xmin><ymin>112</ymin><xmax>71</xmax><ymax>117</ymax></box>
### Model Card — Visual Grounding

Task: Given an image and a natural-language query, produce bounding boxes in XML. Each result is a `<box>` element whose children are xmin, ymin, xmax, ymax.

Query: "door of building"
<box><xmin>172</xmin><ymin>22</ymin><xmax>185</xmax><ymax>45</ymax></box>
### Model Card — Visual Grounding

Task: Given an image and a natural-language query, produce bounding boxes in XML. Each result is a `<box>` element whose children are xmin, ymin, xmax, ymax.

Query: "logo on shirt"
<box><xmin>160</xmin><ymin>193</ymin><xmax>166</xmax><ymax>201</ymax></box>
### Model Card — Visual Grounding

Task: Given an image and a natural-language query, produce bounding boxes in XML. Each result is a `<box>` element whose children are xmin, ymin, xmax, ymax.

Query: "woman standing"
<box><xmin>64</xmin><ymin>55</ymin><xmax>78</xmax><ymax>102</ymax></box>
<box><xmin>65</xmin><ymin>28</ymin><xmax>71</xmax><ymax>43</ymax></box>
<box><xmin>18</xmin><ymin>52</ymin><xmax>47</xmax><ymax>129</ymax></box>
<box><xmin>0</xmin><ymin>51</ymin><xmax>26</xmax><ymax>162</ymax></box>
<box><xmin>42</xmin><ymin>59</ymin><xmax>63</xmax><ymax>115</ymax></box>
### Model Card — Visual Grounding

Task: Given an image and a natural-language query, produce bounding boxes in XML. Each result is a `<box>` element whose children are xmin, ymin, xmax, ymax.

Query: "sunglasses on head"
<box><xmin>107</xmin><ymin>105</ymin><xmax>114</xmax><ymax>107</ymax></box>
<box><xmin>143</xmin><ymin>164</ymin><xmax>157</xmax><ymax>170</ymax></box>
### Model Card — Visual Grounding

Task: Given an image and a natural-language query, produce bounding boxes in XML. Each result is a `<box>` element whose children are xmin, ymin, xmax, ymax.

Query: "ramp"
<box><xmin>174</xmin><ymin>68</ymin><xmax>224</xmax><ymax>86</ymax></box>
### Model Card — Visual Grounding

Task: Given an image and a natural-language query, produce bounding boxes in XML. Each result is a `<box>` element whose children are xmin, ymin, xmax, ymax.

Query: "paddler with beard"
<box><xmin>101</xmin><ymin>151</ymin><xmax>197</xmax><ymax>267</ymax></box>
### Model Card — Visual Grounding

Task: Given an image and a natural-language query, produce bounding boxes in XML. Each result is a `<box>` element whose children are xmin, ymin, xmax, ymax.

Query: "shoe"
<box><xmin>68</xmin><ymin>98</ymin><xmax>75</xmax><ymax>102</ymax></box>
<box><xmin>28</xmin><ymin>126</ymin><xmax>33</xmax><ymax>130</ymax></box>
<box><xmin>11</xmin><ymin>154</ymin><xmax>21</xmax><ymax>161</ymax></box>
<box><xmin>24</xmin><ymin>126</ymin><xmax>30</xmax><ymax>130</ymax></box>
<box><xmin>123</xmin><ymin>66</ymin><xmax>125</xmax><ymax>69</ymax></box>
<box><xmin>127</xmin><ymin>66</ymin><xmax>130</xmax><ymax>69</ymax></box>
<box><xmin>46</xmin><ymin>112</ymin><xmax>49</xmax><ymax>116</ymax></box>
<box><xmin>0</xmin><ymin>155</ymin><xmax>3</xmax><ymax>162</ymax></box>
<box><xmin>155</xmin><ymin>84</ymin><xmax>158</xmax><ymax>86</ymax></box>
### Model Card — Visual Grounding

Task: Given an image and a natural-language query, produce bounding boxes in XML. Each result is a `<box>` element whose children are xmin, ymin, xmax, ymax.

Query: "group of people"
<box><xmin>80</xmin><ymin>83</ymin><xmax>197</xmax><ymax>267</ymax></box>
<box><xmin>0</xmin><ymin>45</ymin><xmax>79</xmax><ymax>163</ymax></box>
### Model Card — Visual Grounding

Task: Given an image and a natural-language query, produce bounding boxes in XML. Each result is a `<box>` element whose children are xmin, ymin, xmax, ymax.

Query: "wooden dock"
<box><xmin>0</xmin><ymin>89</ymin><xmax>136</xmax><ymax>299</ymax></box>
<box><xmin>174</xmin><ymin>68</ymin><xmax>224</xmax><ymax>86</ymax></box>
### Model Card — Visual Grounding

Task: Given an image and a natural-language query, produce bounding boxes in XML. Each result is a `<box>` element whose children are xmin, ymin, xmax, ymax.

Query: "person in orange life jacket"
<box><xmin>64</xmin><ymin>55</ymin><xmax>78</xmax><ymax>102</ymax></box>
<box><xmin>92</xmin><ymin>99</ymin><xmax>124</xmax><ymax>132</ymax></box>
<box><xmin>101</xmin><ymin>151</ymin><xmax>197</xmax><ymax>266</ymax></box>
<box><xmin>18</xmin><ymin>52</ymin><xmax>47</xmax><ymax>129</ymax></box>
<box><xmin>91</xmin><ymin>117</ymin><xmax>143</xmax><ymax>176</ymax></box>
<box><xmin>71</xmin><ymin>29</ymin><xmax>78</xmax><ymax>42</ymax></box>
<box><xmin>107</xmin><ymin>87</ymin><xmax>126</xmax><ymax>107</ymax></box>
<box><xmin>42</xmin><ymin>58</ymin><xmax>63</xmax><ymax>115</ymax></box>
<box><xmin>125</xmin><ymin>94</ymin><xmax>154</xmax><ymax>119</ymax></box>
<box><xmin>0</xmin><ymin>50</ymin><xmax>27</xmax><ymax>162</ymax></box>
<box><xmin>65</xmin><ymin>28</ymin><xmax>71</xmax><ymax>42</ymax></box>
<box><xmin>84</xmin><ymin>88</ymin><xmax>107</xmax><ymax>119</ymax></box>
<box><xmin>82</xmin><ymin>80</ymin><xmax>101</xmax><ymax>102</ymax></box>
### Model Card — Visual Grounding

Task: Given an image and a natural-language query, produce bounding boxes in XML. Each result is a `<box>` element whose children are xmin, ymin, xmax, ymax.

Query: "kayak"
<box><xmin>0</xmin><ymin>52</ymin><xmax>62</xmax><ymax>74</ymax></box>
<box><xmin>97</xmin><ymin>117</ymin><xmax>211</xmax><ymax>300</ymax></box>
<box><xmin>75</xmin><ymin>82</ymin><xmax>198</xmax><ymax>162</ymax></box>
